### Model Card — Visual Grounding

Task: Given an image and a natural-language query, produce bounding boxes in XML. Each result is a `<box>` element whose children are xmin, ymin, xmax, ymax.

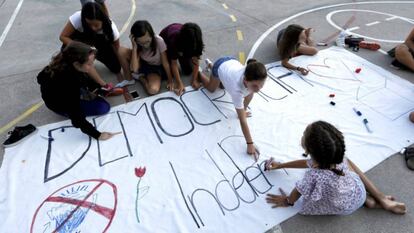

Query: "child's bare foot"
<box><xmin>379</xmin><ymin>197</ymin><xmax>406</xmax><ymax>214</ymax></box>
<box><xmin>365</xmin><ymin>195</ymin><xmax>395</xmax><ymax>209</ymax></box>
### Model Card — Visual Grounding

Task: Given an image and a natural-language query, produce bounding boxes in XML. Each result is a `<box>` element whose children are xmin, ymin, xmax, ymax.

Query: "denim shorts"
<box><xmin>212</xmin><ymin>56</ymin><xmax>237</xmax><ymax>78</ymax></box>
<box><xmin>139</xmin><ymin>60</ymin><xmax>167</xmax><ymax>80</ymax></box>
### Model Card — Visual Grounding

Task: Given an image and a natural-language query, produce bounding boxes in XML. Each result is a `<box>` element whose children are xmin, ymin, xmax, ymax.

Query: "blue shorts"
<box><xmin>139</xmin><ymin>60</ymin><xmax>167</xmax><ymax>80</ymax></box>
<box><xmin>212</xmin><ymin>56</ymin><xmax>237</xmax><ymax>79</ymax></box>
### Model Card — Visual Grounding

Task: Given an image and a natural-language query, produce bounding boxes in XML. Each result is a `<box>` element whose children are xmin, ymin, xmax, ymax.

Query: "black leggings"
<box><xmin>64</xmin><ymin>31</ymin><xmax>121</xmax><ymax>73</ymax></box>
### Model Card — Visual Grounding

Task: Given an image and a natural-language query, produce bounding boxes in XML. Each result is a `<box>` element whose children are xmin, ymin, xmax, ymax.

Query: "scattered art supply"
<box><xmin>355</xmin><ymin>68</ymin><xmax>362</xmax><ymax>73</ymax></box>
<box><xmin>330</xmin><ymin>101</ymin><xmax>336</xmax><ymax>106</ymax></box>
<box><xmin>352</xmin><ymin>107</ymin><xmax>362</xmax><ymax>116</ymax></box>
<box><xmin>329</xmin><ymin>93</ymin><xmax>335</xmax><ymax>98</ymax></box>
<box><xmin>363</xmin><ymin>118</ymin><xmax>372</xmax><ymax>133</ymax></box>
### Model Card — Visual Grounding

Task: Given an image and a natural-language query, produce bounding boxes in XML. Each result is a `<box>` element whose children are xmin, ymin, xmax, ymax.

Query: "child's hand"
<box><xmin>266</xmin><ymin>193</ymin><xmax>289</xmax><ymax>208</ymax></box>
<box><xmin>166</xmin><ymin>81</ymin><xmax>174</xmax><ymax>91</ymax></box>
<box><xmin>174</xmin><ymin>83</ymin><xmax>185</xmax><ymax>96</ymax></box>
<box><xmin>99</xmin><ymin>132</ymin><xmax>122</xmax><ymax>141</ymax></box>
<box><xmin>191</xmin><ymin>79</ymin><xmax>201</xmax><ymax>90</ymax></box>
<box><xmin>129</xmin><ymin>34</ymin><xmax>137</xmax><ymax>48</ymax></box>
<box><xmin>298</xmin><ymin>67</ymin><xmax>309</xmax><ymax>75</ymax></box>
<box><xmin>268</xmin><ymin>161</ymin><xmax>283</xmax><ymax>170</ymax></box>
<box><xmin>247</xmin><ymin>144</ymin><xmax>259</xmax><ymax>161</ymax></box>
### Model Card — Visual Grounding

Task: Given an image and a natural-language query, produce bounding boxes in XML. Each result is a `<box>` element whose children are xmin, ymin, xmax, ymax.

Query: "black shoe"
<box><xmin>3</xmin><ymin>124</ymin><xmax>37</xmax><ymax>148</ymax></box>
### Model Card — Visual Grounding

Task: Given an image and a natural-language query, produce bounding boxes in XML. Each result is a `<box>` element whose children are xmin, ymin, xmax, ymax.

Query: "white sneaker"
<box><xmin>132</xmin><ymin>73</ymin><xmax>145</xmax><ymax>80</ymax></box>
<box><xmin>115</xmin><ymin>79</ymin><xmax>135</xmax><ymax>88</ymax></box>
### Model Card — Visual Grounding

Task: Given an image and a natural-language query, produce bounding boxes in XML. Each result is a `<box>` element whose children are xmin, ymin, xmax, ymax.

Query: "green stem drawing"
<box><xmin>135</xmin><ymin>178</ymin><xmax>141</xmax><ymax>223</ymax></box>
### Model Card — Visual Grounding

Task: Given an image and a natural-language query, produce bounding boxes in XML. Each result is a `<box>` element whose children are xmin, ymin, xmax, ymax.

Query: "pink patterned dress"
<box><xmin>296</xmin><ymin>159</ymin><xmax>366</xmax><ymax>215</ymax></box>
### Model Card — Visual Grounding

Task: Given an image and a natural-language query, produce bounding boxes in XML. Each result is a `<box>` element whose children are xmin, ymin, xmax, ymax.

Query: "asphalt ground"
<box><xmin>0</xmin><ymin>0</ymin><xmax>413</xmax><ymax>232</ymax></box>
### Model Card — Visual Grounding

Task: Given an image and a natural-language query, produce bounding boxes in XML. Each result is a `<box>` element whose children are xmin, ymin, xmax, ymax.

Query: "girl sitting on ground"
<box><xmin>60</xmin><ymin>2</ymin><xmax>132</xmax><ymax>89</ymax></box>
<box><xmin>277</xmin><ymin>24</ymin><xmax>318</xmax><ymax>75</ymax></box>
<box><xmin>160</xmin><ymin>22</ymin><xmax>208</xmax><ymax>95</ymax></box>
<box><xmin>390</xmin><ymin>27</ymin><xmax>414</xmax><ymax>72</ymax></box>
<box><xmin>266</xmin><ymin>120</ymin><xmax>406</xmax><ymax>215</ymax></box>
<box><xmin>122</xmin><ymin>20</ymin><xmax>173</xmax><ymax>95</ymax></box>
<box><xmin>200</xmin><ymin>57</ymin><xmax>267</xmax><ymax>159</ymax></box>
<box><xmin>37</xmin><ymin>41</ymin><xmax>120</xmax><ymax>141</ymax></box>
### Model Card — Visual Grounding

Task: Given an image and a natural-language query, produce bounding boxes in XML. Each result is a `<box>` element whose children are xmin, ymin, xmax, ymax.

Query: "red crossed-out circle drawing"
<box><xmin>30</xmin><ymin>179</ymin><xmax>117</xmax><ymax>233</ymax></box>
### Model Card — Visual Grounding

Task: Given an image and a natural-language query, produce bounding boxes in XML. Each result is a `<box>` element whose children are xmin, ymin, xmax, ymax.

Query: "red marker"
<box><xmin>329</xmin><ymin>94</ymin><xmax>335</xmax><ymax>98</ymax></box>
<box><xmin>355</xmin><ymin>68</ymin><xmax>362</xmax><ymax>73</ymax></box>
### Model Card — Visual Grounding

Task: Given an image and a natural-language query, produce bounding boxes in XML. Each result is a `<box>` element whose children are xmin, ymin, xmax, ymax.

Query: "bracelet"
<box><xmin>286</xmin><ymin>197</ymin><xmax>294</xmax><ymax>206</ymax></box>
<box><xmin>296</xmin><ymin>66</ymin><xmax>301</xmax><ymax>71</ymax></box>
<box><xmin>246</xmin><ymin>142</ymin><xmax>254</xmax><ymax>144</ymax></box>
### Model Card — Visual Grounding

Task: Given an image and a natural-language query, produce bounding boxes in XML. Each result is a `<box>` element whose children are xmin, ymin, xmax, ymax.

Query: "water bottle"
<box><xmin>336</xmin><ymin>30</ymin><xmax>347</xmax><ymax>47</ymax></box>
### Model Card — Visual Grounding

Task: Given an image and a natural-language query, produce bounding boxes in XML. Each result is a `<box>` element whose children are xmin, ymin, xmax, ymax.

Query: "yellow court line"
<box><xmin>222</xmin><ymin>3</ymin><xmax>228</xmax><ymax>9</ymax></box>
<box><xmin>229</xmin><ymin>14</ymin><xmax>237</xmax><ymax>22</ymax></box>
<box><xmin>0</xmin><ymin>0</ymin><xmax>137</xmax><ymax>135</ymax></box>
<box><xmin>0</xmin><ymin>101</ymin><xmax>44</xmax><ymax>134</ymax></box>
<box><xmin>239</xmin><ymin>52</ymin><xmax>246</xmax><ymax>64</ymax></box>
<box><xmin>236</xmin><ymin>30</ymin><xmax>243</xmax><ymax>41</ymax></box>
<box><xmin>119</xmin><ymin>0</ymin><xmax>137</xmax><ymax>35</ymax></box>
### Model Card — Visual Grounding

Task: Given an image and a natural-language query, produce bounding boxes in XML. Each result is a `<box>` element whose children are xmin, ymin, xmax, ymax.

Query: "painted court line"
<box><xmin>366</xmin><ymin>21</ymin><xmax>380</xmax><ymax>26</ymax></box>
<box><xmin>348</xmin><ymin>26</ymin><xmax>360</xmax><ymax>31</ymax></box>
<box><xmin>239</xmin><ymin>52</ymin><xmax>246</xmax><ymax>64</ymax></box>
<box><xmin>0</xmin><ymin>0</ymin><xmax>25</xmax><ymax>48</ymax></box>
<box><xmin>385</xmin><ymin>16</ymin><xmax>398</xmax><ymax>21</ymax></box>
<box><xmin>222</xmin><ymin>3</ymin><xmax>228</xmax><ymax>9</ymax></box>
<box><xmin>230</xmin><ymin>14</ymin><xmax>237</xmax><ymax>22</ymax></box>
<box><xmin>0</xmin><ymin>101</ymin><xmax>43</xmax><ymax>135</ymax></box>
<box><xmin>236</xmin><ymin>30</ymin><xmax>244</xmax><ymax>40</ymax></box>
<box><xmin>119</xmin><ymin>0</ymin><xmax>136</xmax><ymax>35</ymax></box>
<box><xmin>247</xmin><ymin>1</ymin><xmax>414</xmax><ymax>59</ymax></box>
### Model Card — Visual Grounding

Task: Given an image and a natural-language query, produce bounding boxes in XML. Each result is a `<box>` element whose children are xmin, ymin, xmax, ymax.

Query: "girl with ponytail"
<box><xmin>265</xmin><ymin>121</ymin><xmax>406</xmax><ymax>215</ymax></box>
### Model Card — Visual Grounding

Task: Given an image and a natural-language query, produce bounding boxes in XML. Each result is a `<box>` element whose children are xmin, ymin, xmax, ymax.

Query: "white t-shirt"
<box><xmin>218</xmin><ymin>59</ymin><xmax>250</xmax><ymax>109</ymax></box>
<box><xmin>69</xmin><ymin>11</ymin><xmax>120</xmax><ymax>41</ymax></box>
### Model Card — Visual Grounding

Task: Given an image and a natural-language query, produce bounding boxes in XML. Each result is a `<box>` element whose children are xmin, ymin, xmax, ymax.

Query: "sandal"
<box><xmin>402</xmin><ymin>147</ymin><xmax>414</xmax><ymax>170</ymax></box>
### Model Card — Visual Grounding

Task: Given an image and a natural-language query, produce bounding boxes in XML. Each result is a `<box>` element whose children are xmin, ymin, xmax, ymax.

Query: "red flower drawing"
<box><xmin>135</xmin><ymin>167</ymin><xmax>146</xmax><ymax>178</ymax></box>
<box><xmin>134</xmin><ymin>166</ymin><xmax>148</xmax><ymax>223</ymax></box>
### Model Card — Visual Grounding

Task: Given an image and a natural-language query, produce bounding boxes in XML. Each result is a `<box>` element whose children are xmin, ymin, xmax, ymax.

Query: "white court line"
<box><xmin>348</xmin><ymin>26</ymin><xmax>360</xmax><ymax>31</ymax></box>
<box><xmin>378</xmin><ymin>49</ymin><xmax>388</xmax><ymax>55</ymax></box>
<box><xmin>247</xmin><ymin>1</ymin><xmax>414</xmax><ymax>60</ymax></box>
<box><xmin>119</xmin><ymin>0</ymin><xmax>136</xmax><ymax>35</ymax></box>
<box><xmin>366</xmin><ymin>21</ymin><xmax>380</xmax><ymax>26</ymax></box>
<box><xmin>0</xmin><ymin>0</ymin><xmax>25</xmax><ymax>48</ymax></box>
<box><xmin>385</xmin><ymin>16</ymin><xmax>398</xmax><ymax>21</ymax></box>
<box><xmin>326</xmin><ymin>9</ymin><xmax>414</xmax><ymax>43</ymax></box>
